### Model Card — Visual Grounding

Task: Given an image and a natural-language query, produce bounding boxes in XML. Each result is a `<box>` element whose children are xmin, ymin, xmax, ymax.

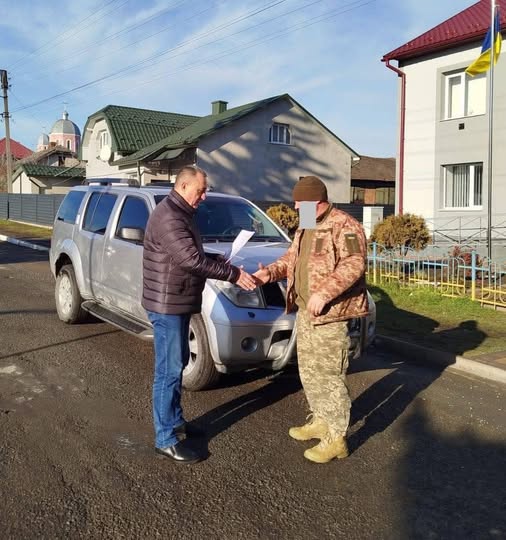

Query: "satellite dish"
<box><xmin>99</xmin><ymin>145</ymin><xmax>112</xmax><ymax>162</ymax></box>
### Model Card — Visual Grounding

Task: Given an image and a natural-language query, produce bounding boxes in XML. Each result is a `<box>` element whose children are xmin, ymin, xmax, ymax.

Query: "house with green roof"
<box><xmin>81</xmin><ymin>94</ymin><xmax>359</xmax><ymax>203</ymax></box>
<box><xmin>12</xmin><ymin>145</ymin><xmax>85</xmax><ymax>194</ymax></box>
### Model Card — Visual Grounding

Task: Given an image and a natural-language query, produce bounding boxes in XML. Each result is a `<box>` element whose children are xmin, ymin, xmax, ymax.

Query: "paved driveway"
<box><xmin>0</xmin><ymin>242</ymin><xmax>505</xmax><ymax>539</ymax></box>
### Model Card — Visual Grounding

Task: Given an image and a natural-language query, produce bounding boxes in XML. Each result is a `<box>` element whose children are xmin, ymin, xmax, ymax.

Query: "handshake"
<box><xmin>234</xmin><ymin>261</ymin><xmax>326</xmax><ymax>317</ymax></box>
<box><xmin>207</xmin><ymin>252</ymin><xmax>269</xmax><ymax>290</ymax></box>
<box><xmin>235</xmin><ymin>263</ymin><xmax>270</xmax><ymax>291</ymax></box>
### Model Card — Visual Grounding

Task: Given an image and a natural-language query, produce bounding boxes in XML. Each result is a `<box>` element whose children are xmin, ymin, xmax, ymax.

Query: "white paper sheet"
<box><xmin>225</xmin><ymin>229</ymin><xmax>255</xmax><ymax>262</ymax></box>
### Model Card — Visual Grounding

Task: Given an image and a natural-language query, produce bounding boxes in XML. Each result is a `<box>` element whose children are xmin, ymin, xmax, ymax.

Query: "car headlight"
<box><xmin>211</xmin><ymin>280</ymin><xmax>265</xmax><ymax>308</ymax></box>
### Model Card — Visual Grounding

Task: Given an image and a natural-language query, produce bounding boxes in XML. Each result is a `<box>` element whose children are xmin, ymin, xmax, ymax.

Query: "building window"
<box><xmin>351</xmin><ymin>186</ymin><xmax>365</xmax><ymax>203</ymax></box>
<box><xmin>375</xmin><ymin>187</ymin><xmax>395</xmax><ymax>205</ymax></box>
<box><xmin>269</xmin><ymin>123</ymin><xmax>291</xmax><ymax>145</ymax></box>
<box><xmin>98</xmin><ymin>130</ymin><xmax>110</xmax><ymax>149</ymax></box>
<box><xmin>66</xmin><ymin>140</ymin><xmax>71</xmax><ymax>150</ymax></box>
<box><xmin>443</xmin><ymin>163</ymin><xmax>483</xmax><ymax>209</ymax></box>
<box><xmin>444</xmin><ymin>70</ymin><xmax>486</xmax><ymax>119</ymax></box>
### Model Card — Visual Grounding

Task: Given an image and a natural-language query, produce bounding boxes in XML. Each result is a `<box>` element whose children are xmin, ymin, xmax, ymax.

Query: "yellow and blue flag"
<box><xmin>466</xmin><ymin>10</ymin><xmax>502</xmax><ymax>77</ymax></box>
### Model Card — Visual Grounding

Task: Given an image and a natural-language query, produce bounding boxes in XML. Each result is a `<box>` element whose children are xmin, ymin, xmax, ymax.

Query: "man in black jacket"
<box><xmin>142</xmin><ymin>165</ymin><xmax>256</xmax><ymax>464</ymax></box>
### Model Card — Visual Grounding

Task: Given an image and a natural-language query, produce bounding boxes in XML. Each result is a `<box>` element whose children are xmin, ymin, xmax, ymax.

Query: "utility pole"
<box><xmin>1</xmin><ymin>69</ymin><xmax>13</xmax><ymax>193</ymax></box>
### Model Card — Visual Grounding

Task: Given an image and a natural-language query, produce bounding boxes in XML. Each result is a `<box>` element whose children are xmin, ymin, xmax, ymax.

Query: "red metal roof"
<box><xmin>383</xmin><ymin>0</ymin><xmax>506</xmax><ymax>62</ymax></box>
<box><xmin>0</xmin><ymin>137</ymin><xmax>32</xmax><ymax>159</ymax></box>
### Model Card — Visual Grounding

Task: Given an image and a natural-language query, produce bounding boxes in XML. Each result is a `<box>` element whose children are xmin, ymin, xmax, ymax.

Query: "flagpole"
<box><xmin>487</xmin><ymin>0</ymin><xmax>496</xmax><ymax>260</ymax></box>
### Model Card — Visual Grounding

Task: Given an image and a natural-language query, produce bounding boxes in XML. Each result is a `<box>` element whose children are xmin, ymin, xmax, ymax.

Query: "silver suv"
<box><xmin>49</xmin><ymin>182</ymin><xmax>376</xmax><ymax>390</ymax></box>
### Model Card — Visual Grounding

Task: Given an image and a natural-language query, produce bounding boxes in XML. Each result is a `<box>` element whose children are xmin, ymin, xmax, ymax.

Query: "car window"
<box><xmin>115</xmin><ymin>196</ymin><xmax>149</xmax><ymax>237</ymax></box>
<box><xmin>155</xmin><ymin>195</ymin><xmax>285</xmax><ymax>241</ymax></box>
<box><xmin>83</xmin><ymin>192</ymin><xmax>117</xmax><ymax>235</ymax></box>
<box><xmin>196</xmin><ymin>199</ymin><xmax>284</xmax><ymax>241</ymax></box>
<box><xmin>56</xmin><ymin>191</ymin><xmax>85</xmax><ymax>224</ymax></box>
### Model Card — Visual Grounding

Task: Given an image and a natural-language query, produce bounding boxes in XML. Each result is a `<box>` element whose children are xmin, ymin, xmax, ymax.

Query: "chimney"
<box><xmin>212</xmin><ymin>100</ymin><xmax>228</xmax><ymax>115</ymax></box>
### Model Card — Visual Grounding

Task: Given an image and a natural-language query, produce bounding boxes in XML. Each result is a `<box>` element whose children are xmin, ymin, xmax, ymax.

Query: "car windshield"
<box><xmin>154</xmin><ymin>195</ymin><xmax>286</xmax><ymax>242</ymax></box>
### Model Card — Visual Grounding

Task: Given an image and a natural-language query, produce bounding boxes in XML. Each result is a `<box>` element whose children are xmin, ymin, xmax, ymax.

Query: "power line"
<box><xmin>12</xmin><ymin>0</ymin><xmax>376</xmax><ymax>118</ymax></box>
<box><xmin>11</xmin><ymin>0</ymin><xmax>195</xmax><ymax>80</ymax></box>
<box><xmin>9</xmin><ymin>90</ymin><xmax>46</xmax><ymax>130</ymax></box>
<box><xmin>124</xmin><ymin>0</ymin><xmax>379</xmax><ymax>88</ymax></box>
<box><xmin>11</xmin><ymin>0</ymin><xmax>290</xmax><ymax>112</ymax></box>
<box><xmin>7</xmin><ymin>0</ymin><xmax>128</xmax><ymax>71</ymax></box>
<box><xmin>12</xmin><ymin>0</ymin><xmax>221</xmax><ymax>85</ymax></box>
<box><xmin>102</xmin><ymin>0</ymin><xmax>324</xmax><ymax>85</ymax></box>
<box><xmin>89</xmin><ymin>0</ymin><xmax>379</xmax><ymax>106</ymax></box>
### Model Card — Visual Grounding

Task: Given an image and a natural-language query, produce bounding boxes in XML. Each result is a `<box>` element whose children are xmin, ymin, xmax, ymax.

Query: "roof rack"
<box><xmin>85</xmin><ymin>178</ymin><xmax>140</xmax><ymax>187</ymax></box>
<box><xmin>143</xmin><ymin>181</ymin><xmax>174</xmax><ymax>188</ymax></box>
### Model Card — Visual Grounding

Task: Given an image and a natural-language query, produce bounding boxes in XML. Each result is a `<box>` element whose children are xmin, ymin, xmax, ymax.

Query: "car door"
<box><xmin>77</xmin><ymin>191</ymin><xmax>118</xmax><ymax>299</ymax></box>
<box><xmin>101</xmin><ymin>193</ymin><xmax>150</xmax><ymax>322</ymax></box>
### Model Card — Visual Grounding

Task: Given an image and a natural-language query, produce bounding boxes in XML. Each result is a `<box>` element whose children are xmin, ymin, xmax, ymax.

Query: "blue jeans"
<box><xmin>147</xmin><ymin>311</ymin><xmax>191</xmax><ymax>448</ymax></box>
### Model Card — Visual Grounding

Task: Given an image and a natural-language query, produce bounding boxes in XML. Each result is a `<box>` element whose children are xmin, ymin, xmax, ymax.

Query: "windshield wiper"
<box><xmin>249</xmin><ymin>236</ymin><xmax>285</xmax><ymax>242</ymax></box>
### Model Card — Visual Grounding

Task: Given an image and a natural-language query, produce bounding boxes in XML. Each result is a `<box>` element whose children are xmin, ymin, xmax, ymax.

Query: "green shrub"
<box><xmin>266</xmin><ymin>203</ymin><xmax>299</xmax><ymax>238</ymax></box>
<box><xmin>371</xmin><ymin>213</ymin><xmax>430</xmax><ymax>252</ymax></box>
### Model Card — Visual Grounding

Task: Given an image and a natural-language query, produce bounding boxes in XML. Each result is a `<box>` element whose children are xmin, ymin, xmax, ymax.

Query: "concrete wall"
<box><xmin>196</xmin><ymin>99</ymin><xmax>354</xmax><ymax>203</ymax></box>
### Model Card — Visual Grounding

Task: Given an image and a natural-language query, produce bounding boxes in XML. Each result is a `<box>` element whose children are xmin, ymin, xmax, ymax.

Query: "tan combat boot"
<box><xmin>289</xmin><ymin>415</ymin><xmax>328</xmax><ymax>441</ymax></box>
<box><xmin>303</xmin><ymin>433</ymin><xmax>349</xmax><ymax>463</ymax></box>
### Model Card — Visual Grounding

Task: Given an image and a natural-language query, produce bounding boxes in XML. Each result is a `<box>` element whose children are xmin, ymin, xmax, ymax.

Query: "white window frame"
<box><xmin>443</xmin><ymin>163</ymin><xmax>483</xmax><ymax>210</ymax></box>
<box><xmin>98</xmin><ymin>130</ymin><xmax>110</xmax><ymax>149</ymax></box>
<box><xmin>269</xmin><ymin>123</ymin><xmax>291</xmax><ymax>145</ymax></box>
<box><xmin>443</xmin><ymin>70</ymin><xmax>486</xmax><ymax>120</ymax></box>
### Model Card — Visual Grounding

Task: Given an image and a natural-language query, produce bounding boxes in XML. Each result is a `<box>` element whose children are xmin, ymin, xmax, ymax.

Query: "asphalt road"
<box><xmin>0</xmin><ymin>242</ymin><xmax>505</xmax><ymax>540</ymax></box>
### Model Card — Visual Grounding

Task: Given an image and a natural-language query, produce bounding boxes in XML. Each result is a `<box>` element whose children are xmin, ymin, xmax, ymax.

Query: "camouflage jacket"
<box><xmin>266</xmin><ymin>207</ymin><xmax>369</xmax><ymax>325</ymax></box>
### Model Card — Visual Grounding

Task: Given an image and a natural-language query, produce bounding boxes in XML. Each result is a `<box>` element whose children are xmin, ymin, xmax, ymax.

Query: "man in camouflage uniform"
<box><xmin>254</xmin><ymin>176</ymin><xmax>368</xmax><ymax>463</ymax></box>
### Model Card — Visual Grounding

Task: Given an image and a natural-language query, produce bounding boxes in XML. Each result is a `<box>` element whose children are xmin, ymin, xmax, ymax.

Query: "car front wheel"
<box><xmin>55</xmin><ymin>264</ymin><xmax>87</xmax><ymax>324</ymax></box>
<box><xmin>183</xmin><ymin>314</ymin><xmax>220</xmax><ymax>391</ymax></box>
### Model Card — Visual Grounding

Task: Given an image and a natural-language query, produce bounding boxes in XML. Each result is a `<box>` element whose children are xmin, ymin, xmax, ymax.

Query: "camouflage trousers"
<box><xmin>296</xmin><ymin>310</ymin><xmax>351</xmax><ymax>437</ymax></box>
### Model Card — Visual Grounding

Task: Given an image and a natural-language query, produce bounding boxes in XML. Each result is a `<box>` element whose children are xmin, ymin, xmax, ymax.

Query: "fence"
<box><xmin>0</xmin><ymin>194</ymin><xmax>65</xmax><ymax>226</ymax></box>
<box><xmin>367</xmin><ymin>242</ymin><xmax>506</xmax><ymax>309</ymax></box>
<box><xmin>0</xmin><ymin>193</ymin><xmax>394</xmax><ymax>227</ymax></box>
<box><xmin>254</xmin><ymin>201</ymin><xmax>395</xmax><ymax>224</ymax></box>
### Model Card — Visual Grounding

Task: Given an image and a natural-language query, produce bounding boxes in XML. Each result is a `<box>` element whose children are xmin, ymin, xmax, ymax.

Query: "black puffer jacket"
<box><xmin>142</xmin><ymin>190</ymin><xmax>240</xmax><ymax>315</ymax></box>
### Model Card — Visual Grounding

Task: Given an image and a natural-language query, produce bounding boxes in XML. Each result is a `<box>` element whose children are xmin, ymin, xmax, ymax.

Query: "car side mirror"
<box><xmin>118</xmin><ymin>227</ymin><xmax>144</xmax><ymax>243</ymax></box>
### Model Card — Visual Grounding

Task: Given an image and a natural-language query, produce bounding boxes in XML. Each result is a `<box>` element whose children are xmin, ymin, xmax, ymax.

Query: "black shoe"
<box><xmin>155</xmin><ymin>441</ymin><xmax>202</xmax><ymax>464</ymax></box>
<box><xmin>175</xmin><ymin>422</ymin><xmax>205</xmax><ymax>438</ymax></box>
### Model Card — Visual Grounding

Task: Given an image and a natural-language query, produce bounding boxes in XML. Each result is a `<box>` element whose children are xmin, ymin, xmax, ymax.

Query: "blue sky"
<box><xmin>0</xmin><ymin>0</ymin><xmax>475</xmax><ymax>157</ymax></box>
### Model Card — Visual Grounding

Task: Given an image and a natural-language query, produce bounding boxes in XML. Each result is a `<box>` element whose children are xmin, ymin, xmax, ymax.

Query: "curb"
<box><xmin>0</xmin><ymin>234</ymin><xmax>50</xmax><ymax>252</ymax></box>
<box><xmin>376</xmin><ymin>335</ymin><xmax>506</xmax><ymax>385</ymax></box>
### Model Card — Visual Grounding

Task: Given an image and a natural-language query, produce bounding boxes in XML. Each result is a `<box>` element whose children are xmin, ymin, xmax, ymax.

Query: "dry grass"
<box><xmin>0</xmin><ymin>219</ymin><xmax>52</xmax><ymax>240</ymax></box>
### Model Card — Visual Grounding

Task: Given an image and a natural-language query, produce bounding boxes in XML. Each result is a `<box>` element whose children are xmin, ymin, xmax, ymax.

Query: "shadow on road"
<box><xmin>399</xmin><ymin>400</ymin><xmax>506</xmax><ymax>538</ymax></box>
<box><xmin>191</xmin><ymin>368</ymin><xmax>301</xmax><ymax>458</ymax></box>
<box><xmin>0</xmin><ymin>309</ymin><xmax>57</xmax><ymax>316</ymax></box>
<box><xmin>348</xmin><ymin>349</ymin><xmax>447</xmax><ymax>453</ymax></box>
<box><xmin>348</xmin><ymin>285</ymin><xmax>488</xmax><ymax>453</ymax></box>
<box><xmin>0</xmin><ymin>242</ymin><xmax>49</xmax><ymax>264</ymax></box>
<box><xmin>0</xmin><ymin>328</ymin><xmax>120</xmax><ymax>360</ymax></box>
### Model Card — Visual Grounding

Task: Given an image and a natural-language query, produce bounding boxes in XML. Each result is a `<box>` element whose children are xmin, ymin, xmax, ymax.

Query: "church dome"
<box><xmin>50</xmin><ymin>111</ymin><xmax>81</xmax><ymax>137</ymax></box>
<box><xmin>37</xmin><ymin>132</ymin><xmax>49</xmax><ymax>146</ymax></box>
